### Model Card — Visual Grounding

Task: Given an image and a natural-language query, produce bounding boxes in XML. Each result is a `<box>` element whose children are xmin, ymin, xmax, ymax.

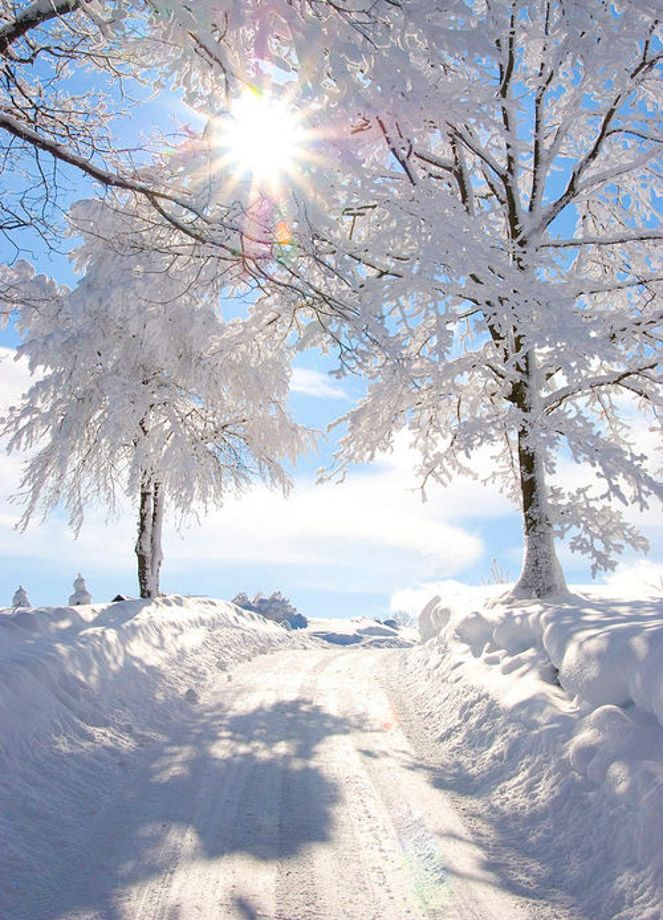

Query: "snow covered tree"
<box><xmin>391</xmin><ymin>610</ymin><xmax>416</xmax><ymax>629</ymax></box>
<box><xmin>3</xmin><ymin>201</ymin><xmax>309</xmax><ymax>597</ymax></box>
<box><xmin>11</xmin><ymin>585</ymin><xmax>29</xmax><ymax>607</ymax></box>
<box><xmin>0</xmin><ymin>0</ymin><xmax>301</xmax><ymax>322</ymax></box>
<box><xmin>227</xmin><ymin>0</ymin><xmax>662</xmax><ymax>596</ymax></box>
<box><xmin>0</xmin><ymin>2</ymin><xmax>234</xmax><ymax>245</ymax></box>
<box><xmin>68</xmin><ymin>574</ymin><xmax>92</xmax><ymax>606</ymax></box>
<box><xmin>481</xmin><ymin>559</ymin><xmax>511</xmax><ymax>588</ymax></box>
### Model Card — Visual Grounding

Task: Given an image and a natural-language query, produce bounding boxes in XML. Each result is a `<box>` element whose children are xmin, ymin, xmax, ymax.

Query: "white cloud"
<box><xmin>290</xmin><ymin>367</ymin><xmax>348</xmax><ymax>400</ymax></box>
<box><xmin>389</xmin><ymin>576</ymin><xmax>514</xmax><ymax>617</ymax></box>
<box><xmin>602</xmin><ymin>559</ymin><xmax>663</xmax><ymax>597</ymax></box>
<box><xmin>168</xmin><ymin>464</ymin><xmax>485</xmax><ymax>582</ymax></box>
<box><xmin>389</xmin><ymin>579</ymin><xmax>473</xmax><ymax>616</ymax></box>
<box><xmin>162</xmin><ymin>434</ymin><xmax>523</xmax><ymax>588</ymax></box>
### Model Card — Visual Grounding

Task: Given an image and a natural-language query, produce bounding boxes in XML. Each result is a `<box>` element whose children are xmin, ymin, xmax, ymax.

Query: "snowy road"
<box><xmin>50</xmin><ymin>648</ymin><xmax>565</xmax><ymax>920</ymax></box>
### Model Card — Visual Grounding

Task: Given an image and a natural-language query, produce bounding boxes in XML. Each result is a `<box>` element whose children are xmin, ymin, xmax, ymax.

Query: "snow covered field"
<box><xmin>404</xmin><ymin>584</ymin><xmax>663</xmax><ymax>920</ymax></box>
<box><xmin>0</xmin><ymin>589</ymin><xmax>660</xmax><ymax>919</ymax></box>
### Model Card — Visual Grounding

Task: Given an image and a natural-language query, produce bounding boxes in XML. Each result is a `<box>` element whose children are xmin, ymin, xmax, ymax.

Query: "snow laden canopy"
<box><xmin>0</xmin><ymin>0</ymin><xmax>305</xmax><ymax>309</ymax></box>
<box><xmin>5</xmin><ymin>200</ymin><xmax>309</xmax><ymax>597</ymax></box>
<box><xmin>217</xmin><ymin>0</ymin><xmax>661</xmax><ymax>596</ymax></box>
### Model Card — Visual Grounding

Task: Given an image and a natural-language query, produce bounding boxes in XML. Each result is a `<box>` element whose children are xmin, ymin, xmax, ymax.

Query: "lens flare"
<box><xmin>219</xmin><ymin>89</ymin><xmax>306</xmax><ymax>191</ymax></box>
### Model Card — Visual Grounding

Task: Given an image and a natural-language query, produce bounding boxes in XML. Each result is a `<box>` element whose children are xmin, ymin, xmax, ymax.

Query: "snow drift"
<box><xmin>404</xmin><ymin>585</ymin><xmax>663</xmax><ymax>920</ymax></box>
<box><xmin>0</xmin><ymin>596</ymin><xmax>313</xmax><ymax>743</ymax></box>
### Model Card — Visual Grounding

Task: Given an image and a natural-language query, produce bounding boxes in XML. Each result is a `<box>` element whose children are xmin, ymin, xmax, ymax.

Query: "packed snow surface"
<box><xmin>408</xmin><ymin>584</ymin><xmax>663</xmax><ymax>920</ymax></box>
<box><xmin>2</xmin><ymin>595</ymin><xmax>558</xmax><ymax>920</ymax></box>
<box><xmin>0</xmin><ymin>595</ymin><xmax>316</xmax><ymax>918</ymax></box>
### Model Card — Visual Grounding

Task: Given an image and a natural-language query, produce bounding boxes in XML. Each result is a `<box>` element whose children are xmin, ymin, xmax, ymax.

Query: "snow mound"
<box><xmin>539</xmin><ymin>597</ymin><xmax>663</xmax><ymax>724</ymax></box>
<box><xmin>404</xmin><ymin>585</ymin><xmax>663</xmax><ymax>920</ymax></box>
<box><xmin>0</xmin><ymin>595</ymin><xmax>312</xmax><ymax>742</ymax></box>
<box><xmin>308</xmin><ymin>616</ymin><xmax>415</xmax><ymax>648</ymax></box>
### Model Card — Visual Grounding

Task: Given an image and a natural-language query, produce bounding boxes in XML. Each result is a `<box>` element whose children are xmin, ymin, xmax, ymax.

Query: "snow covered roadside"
<box><xmin>0</xmin><ymin>595</ymin><xmax>315</xmax><ymax>916</ymax></box>
<box><xmin>401</xmin><ymin>585</ymin><xmax>663</xmax><ymax>920</ymax></box>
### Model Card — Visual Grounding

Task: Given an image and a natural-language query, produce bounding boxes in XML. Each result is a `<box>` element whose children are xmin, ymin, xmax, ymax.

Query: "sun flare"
<box><xmin>218</xmin><ymin>90</ymin><xmax>306</xmax><ymax>191</ymax></box>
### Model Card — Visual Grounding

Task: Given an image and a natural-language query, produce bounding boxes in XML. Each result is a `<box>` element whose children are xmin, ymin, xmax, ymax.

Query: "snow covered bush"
<box><xmin>232</xmin><ymin>592</ymin><xmax>308</xmax><ymax>630</ymax></box>
<box><xmin>390</xmin><ymin>611</ymin><xmax>416</xmax><ymax>629</ymax></box>
<box><xmin>11</xmin><ymin>585</ymin><xmax>30</xmax><ymax>608</ymax></box>
<box><xmin>68</xmin><ymin>575</ymin><xmax>92</xmax><ymax>606</ymax></box>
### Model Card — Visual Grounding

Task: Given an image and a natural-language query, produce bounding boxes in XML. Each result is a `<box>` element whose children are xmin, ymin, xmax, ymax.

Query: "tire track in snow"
<box><xmin>126</xmin><ymin>678</ymin><xmax>274</xmax><ymax>920</ymax></box>
<box><xmin>58</xmin><ymin>647</ymin><xmax>564</xmax><ymax>919</ymax></box>
<box><xmin>272</xmin><ymin>653</ymin><xmax>422</xmax><ymax>920</ymax></box>
<box><xmin>129</xmin><ymin>650</ymin><xmax>343</xmax><ymax>920</ymax></box>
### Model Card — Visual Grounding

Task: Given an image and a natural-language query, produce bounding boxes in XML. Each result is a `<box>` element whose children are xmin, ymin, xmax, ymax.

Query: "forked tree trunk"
<box><xmin>512</xmin><ymin>429</ymin><xmax>567</xmax><ymax>598</ymax></box>
<box><xmin>135</xmin><ymin>478</ymin><xmax>164</xmax><ymax>598</ymax></box>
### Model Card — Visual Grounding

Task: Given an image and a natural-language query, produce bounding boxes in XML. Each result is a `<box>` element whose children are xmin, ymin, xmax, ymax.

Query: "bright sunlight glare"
<box><xmin>220</xmin><ymin>90</ymin><xmax>305</xmax><ymax>190</ymax></box>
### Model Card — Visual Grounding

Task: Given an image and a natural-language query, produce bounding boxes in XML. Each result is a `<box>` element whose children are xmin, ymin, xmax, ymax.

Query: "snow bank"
<box><xmin>401</xmin><ymin>585</ymin><xmax>663</xmax><ymax>920</ymax></box>
<box><xmin>0</xmin><ymin>595</ymin><xmax>313</xmax><ymax>746</ymax></box>
<box><xmin>539</xmin><ymin>596</ymin><xmax>663</xmax><ymax>725</ymax></box>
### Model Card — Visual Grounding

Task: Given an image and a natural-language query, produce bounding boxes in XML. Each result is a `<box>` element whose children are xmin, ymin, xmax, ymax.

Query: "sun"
<box><xmin>218</xmin><ymin>89</ymin><xmax>306</xmax><ymax>192</ymax></box>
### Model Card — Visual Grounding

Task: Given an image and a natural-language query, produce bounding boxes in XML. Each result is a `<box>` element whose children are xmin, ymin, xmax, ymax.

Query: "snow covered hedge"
<box><xmin>232</xmin><ymin>591</ymin><xmax>309</xmax><ymax>629</ymax></box>
<box><xmin>407</xmin><ymin>586</ymin><xmax>663</xmax><ymax>920</ymax></box>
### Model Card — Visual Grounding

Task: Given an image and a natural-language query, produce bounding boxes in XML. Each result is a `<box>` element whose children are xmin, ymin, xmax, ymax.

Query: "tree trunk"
<box><xmin>136</xmin><ymin>482</ymin><xmax>153</xmax><ymax>598</ymax></box>
<box><xmin>150</xmin><ymin>480</ymin><xmax>164</xmax><ymax>596</ymax></box>
<box><xmin>512</xmin><ymin>427</ymin><xmax>567</xmax><ymax>598</ymax></box>
<box><xmin>135</xmin><ymin>479</ymin><xmax>164</xmax><ymax>598</ymax></box>
<box><xmin>509</xmin><ymin>350</ymin><xmax>567</xmax><ymax>599</ymax></box>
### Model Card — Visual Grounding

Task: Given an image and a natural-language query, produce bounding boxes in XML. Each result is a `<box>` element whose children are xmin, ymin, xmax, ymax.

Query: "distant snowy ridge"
<box><xmin>308</xmin><ymin>616</ymin><xmax>415</xmax><ymax>648</ymax></box>
<box><xmin>407</xmin><ymin>586</ymin><xmax>663</xmax><ymax>920</ymax></box>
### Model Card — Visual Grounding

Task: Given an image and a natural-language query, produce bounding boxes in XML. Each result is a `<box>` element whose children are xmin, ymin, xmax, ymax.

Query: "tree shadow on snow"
<box><xmin>3</xmin><ymin>691</ymin><xmax>360</xmax><ymax>920</ymax></box>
